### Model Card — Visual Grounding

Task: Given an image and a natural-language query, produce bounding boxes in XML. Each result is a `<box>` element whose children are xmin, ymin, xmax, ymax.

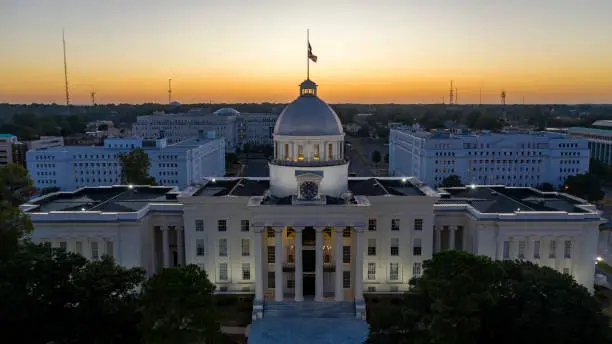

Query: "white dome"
<box><xmin>273</xmin><ymin>79</ymin><xmax>343</xmax><ymax>136</ymax></box>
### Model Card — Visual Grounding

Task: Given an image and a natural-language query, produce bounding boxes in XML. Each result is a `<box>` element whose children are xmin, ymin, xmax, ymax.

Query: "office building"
<box><xmin>568</xmin><ymin>127</ymin><xmax>612</xmax><ymax>165</ymax></box>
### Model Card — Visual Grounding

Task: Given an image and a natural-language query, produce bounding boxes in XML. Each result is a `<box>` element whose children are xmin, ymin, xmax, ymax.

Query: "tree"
<box><xmin>0</xmin><ymin>243</ymin><xmax>145</xmax><ymax>344</ymax></box>
<box><xmin>225</xmin><ymin>153</ymin><xmax>239</xmax><ymax>168</ymax></box>
<box><xmin>369</xmin><ymin>251</ymin><xmax>610</xmax><ymax>344</ymax></box>
<box><xmin>139</xmin><ymin>265</ymin><xmax>221</xmax><ymax>344</ymax></box>
<box><xmin>539</xmin><ymin>182</ymin><xmax>554</xmax><ymax>191</ymax></box>
<box><xmin>0</xmin><ymin>163</ymin><xmax>35</xmax><ymax>206</ymax></box>
<box><xmin>589</xmin><ymin>158</ymin><xmax>612</xmax><ymax>182</ymax></box>
<box><xmin>0</xmin><ymin>204</ymin><xmax>33</xmax><ymax>260</ymax></box>
<box><xmin>439</xmin><ymin>174</ymin><xmax>463</xmax><ymax>188</ymax></box>
<box><xmin>562</xmin><ymin>173</ymin><xmax>604</xmax><ymax>202</ymax></box>
<box><xmin>384</xmin><ymin>153</ymin><xmax>389</xmax><ymax>164</ymax></box>
<box><xmin>371</xmin><ymin>150</ymin><xmax>381</xmax><ymax>167</ymax></box>
<box><xmin>242</xmin><ymin>143</ymin><xmax>251</xmax><ymax>159</ymax></box>
<box><xmin>118</xmin><ymin>148</ymin><xmax>157</xmax><ymax>185</ymax></box>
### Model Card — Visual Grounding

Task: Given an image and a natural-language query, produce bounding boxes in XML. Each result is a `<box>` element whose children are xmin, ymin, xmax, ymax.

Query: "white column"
<box><xmin>254</xmin><ymin>229</ymin><xmax>264</xmax><ymax>302</ymax></box>
<box><xmin>354</xmin><ymin>228</ymin><xmax>364</xmax><ymax>300</ymax></box>
<box><xmin>162</xmin><ymin>227</ymin><xmax>169</xmax><ymax>268</ymax></box>
<box><xmin>315</xmin><ymin>228</ymin><xmax>324</xmax><ymax>301</ymax></box>
<box><xmin>435</xmin><ymin>226</ymin><xmax>442</xmax><ymax>252</ymax></box>
<box><xmin>294</xmin><ymin>229</ymin><xmax>304</xmax><ymax>301</ymax></box>
<box><xmin>275</xmin><ymin>228</ymin><xmax>284</xmax><ymax>302</ymax></box>
<box><xmin>335</xmin><ymin>229</ymin><xmax>344</xmax><ymax>301</ymax></box>
<box><xmin>449</xmin><ymin>226</ymin><xmax>456</xmax><ymax>250</ymax></box>
<box><xmin>177</xmin><ymin>227</ymin><xmax>184</xmax><ymax>265</ymax></box>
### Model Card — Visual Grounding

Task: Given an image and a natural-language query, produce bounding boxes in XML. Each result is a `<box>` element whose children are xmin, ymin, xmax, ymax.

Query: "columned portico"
<box><xmin>274</xmin><ymin>227</ymin><xmax>284</xmax><ymax>302</ymax></box>
<box><xmin>334</xmin><ymin>229</ymin><xmax>343</xmax><ymax>301</ymax></box>
<box><xmin>314</xmin><ymin>227</ymin><xmax>324</xmax><ymax>301</ymax></box>
<box><xmin>162</xmin><ymin>227</ymin><xmax>169</xmax><ymax>268</ymax></box>
<box><xmin>294</xmin><ymin>229</ymin><xmax>304</xmax><ymax>301</ymax></box>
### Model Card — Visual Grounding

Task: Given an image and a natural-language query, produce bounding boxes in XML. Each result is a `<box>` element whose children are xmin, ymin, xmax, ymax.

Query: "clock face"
<box><xmin>300</xmin><ymin>181</ymin><xmax>318</xmax><ymax>200</ymax></box>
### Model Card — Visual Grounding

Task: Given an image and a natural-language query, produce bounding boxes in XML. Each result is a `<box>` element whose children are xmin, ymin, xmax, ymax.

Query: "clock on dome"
<box><xmin>299</xmin><ymin>181</ymin><xmax>319</xmax><ymax>200</ymax></box>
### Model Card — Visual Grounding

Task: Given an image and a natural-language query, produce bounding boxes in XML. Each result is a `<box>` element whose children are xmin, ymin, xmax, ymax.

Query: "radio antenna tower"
<box><xmin>90</xmin><ymin>91</ymin><xmax>96</xmax><ymax>106</ymax></box>
<box><xmin>62</xmin><ymin>29</ymin><xmax>70</xmax><ymax>110</ymax></box>
<box><xmin>501</xmin><ymin>90</ymin><xmax>506</xmax><ymax>106</ymax></box>
<box><xmin>479</xmin><ymin>88</ymin><xmax>482</xmax><ymax>106</ymax></box>
<box><xmin>449</xmin><ymin>80</ymin><xmax>454</xmax><ymax>105</ymax></box>
<box><xmin>168</xmin><ymin>79</ymin><xmax>172</xmax><ymax>104</ymax></box>
<box><xmin>455</xmin><ymin>88</ymin><xmax>458</xmax><ymax>104</ymax></box>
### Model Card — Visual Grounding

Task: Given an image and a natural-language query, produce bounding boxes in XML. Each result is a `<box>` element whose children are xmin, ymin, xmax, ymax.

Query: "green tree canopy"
<box><xmin>118</xmin><ymin>148</ymin><xmax>157</xmax><ymax>185</ymax></box>
<box><xmin>139</xmin><ymin>265</ymin><xmax>220</xmax><ymax>344</ymax></box>
<box><xmin>0</xmin><ymin>163</ymin><xmax>35</xmax><ymax>206</ymax></box>
<box><xmin>539</xmin><ymin>182</ymin><xmax>554</xmax><ymax>191</ymax></box>
<box><xmin>439</xmin><ymin>174</ymin><xmax>463</xmax><ymax>188</ymax></box>
<box><xmin>0</xmin><ymin>244</ymin><xmax>145</xmax><ymax>343</ymax></box>
<box><xmin>371</xmin><ymin>150</ymin><xmax>382</xmax><ymax>166</ymax></box>
<box><xmin>369</xmin><ymin>251</ymin><xmax>610</xmax><ymax>344</ymax></box>
<box><xmin>562</xmin><ymin>173</ymin><xmax>604</xmax><ymax>202</ymax></box>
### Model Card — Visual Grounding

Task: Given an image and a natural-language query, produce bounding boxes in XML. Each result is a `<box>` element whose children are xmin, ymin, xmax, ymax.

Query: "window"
<box><xmin>563</xmin><ymin>267</ymin><xmax>570</xmax><ymax>275</ymax></box>
<box><xmin>368</xmin><ymin>239</ymin><xmax>376</xmax><ymax>256</ymax></box>
<box><xmin>533</xmin><ymin>240</ymin><xmax>541</xmax><ymax>259</ymax></box>
<box><xmin>241</xmin><ymin>220</ymin><xmax>250</xmax><ymax>232</ymax></box>
<box><xmin>389</xmin><ymin>263</ymin><xmax>399</xmax><ymax>281</ymax></box>
<box><xmin>549</xmin><ymin>240</ymin><xmax>557</xmax><ymax>259</ymax></box>
<box><xmin>518</xmin><ymin>240</ymin><xmax>525</xmax><ymax>259</ymax></box>
<box><xmin>368</xmin><ymin>286</ymin><xmax>376</xmax><ymax>292</ymax></box>
<box><xmin>368</xmin><ymin>219</ymin><xmax>377</xmax><ymax>231</ymax></box>
<box><xmin>219</xmin><ymin>263</ymin><xmax>228</xmax><ymax>281</ymax></box>
<box><xmin>75</xmin><ymin>241</ymin><xmax>83</xmax><ymax>255</ymax></box>
<box><xmin>241</xmin><ymin>239</ymin><xmax>250</xmax><ymax>257</ymax></box>
<box><xmin>412</xmin><ymin>262</ymin><xmax>422</xmax><ymax>277</ymax></box>
<box><xmin>343</xmin><ymin>271</ymin><xmax>351</xmax><ymax>288</ymax></box>
<box><xmin>343</xmin><ymin>227</ymin><xmax>351</xmax><ymax>237</ymax></box>
<box><xmin>267</xmin><ymin>246</ymin><xmax>275</xmax><ymax>263</ymax></box>
<box><xmin>503</xmin><ymin>241</ymin><xmax>510</xmax><ymax>259</ymax></box>
<box><xmin>105</xmin><ymin>241</ymin><xmax>113</xmax><ymax>257</ymax></box>
<box><xmin>242</xmin><ymin>263</ymin><xmax>251</xmax><ymax>280</ymax></box>
<box><xmin>413</xmin><ymin>238</ymin><xmax>422</xmax><ymax>256</ymax></box>
<box><xmin>195</xmin><ymin>219</ymin><xmax>204</xmax><ymax>232</ymax></box>
<box><xmin>268</xmin><ymin>271</ymin><xmax>275</xmax><ymax>288</ymax></box>
<box><xmin>284</xmin><ymin>143</ymin><xmax>289</xmax><ymax>160</ymax></box>
<box><xmin>564</xmin><ymin>240</ymin><xmax>572</xmax><ymax>258</ymax></box>
<box><xmin>367</xmin><ymin>263</ymin><xmax>376</xmax><ymax>280</ymax></box>
<box><xmin>391</xmin><ymin>219</ymin><xmax>400</xmax><ymax>231</ymax></box>
<box><xmin>314</xmin><ymin>144</ymin><xmax>320</xmax><ymax>159</ymax></box>
<box><xmin>59</xmin><ymin>241</ymin><xmax>67</xmax><ymax>250</ymax></box>
<box><xmin>343</xmin><ymin>246</ymin><xmax>351</xmax><ymax>263</ymax></box>
<box><xmin>328</xmin><ymin>143</ymin><xmax>333</xmax><ymax>160</ymax></box>
<box><xmin>267</xmin><ymin>227</ymin><xmax>275</xmax><ymax>238</ymax></box>
<box><xmin>287</xmin><ymin>279</ymin><xmax>295</xmax><ymax>289</ymax></box>
<box><xmin>91</xmin><ymin>241</ymin><xmax>99</xmax><ymax>260</ymax></box>
<box><xmin>219</xmin><ymin>239</ymin><xmax>228</xmax><ymax>257</ymax></box>
<box><xmin>414</xmin><ymin>219</ymin><xmax>423</xmax><ymax>231</ymax></box>
<box><xmin>196</xmin><ymin>239</ymin><xmax>205</xmax><ymax>256</ymax></box>
<box><xmin>390</xmin><ymin>238</ymin><xmax>399</xmax><ymax>256</ymax></box>
<box><xmin>217</xmin><ymin>220</ymin><xmax>227</xmax><ymax>232</ymax></box>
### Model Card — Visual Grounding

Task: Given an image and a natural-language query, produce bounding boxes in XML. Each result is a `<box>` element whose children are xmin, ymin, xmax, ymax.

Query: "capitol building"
<box><xmin>21</xmin><ymin>77</ymin><xmax>602</xmax><ymax>323</ymax></box>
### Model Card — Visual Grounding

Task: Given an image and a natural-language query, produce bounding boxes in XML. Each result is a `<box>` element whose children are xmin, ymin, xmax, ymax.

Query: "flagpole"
<box><xmin>306</xmin><ymin>29</ymin><xmax>310</xmax><ymax>80</ymax></box>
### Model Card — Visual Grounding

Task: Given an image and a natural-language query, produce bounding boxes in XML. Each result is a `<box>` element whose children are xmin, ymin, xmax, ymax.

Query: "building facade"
<box><xmin>389</xmin><ymin>126</ymin><xmax>590</xmax><ymax>188</ymax></box>
<box><xmin>20</xmin><ymin>79</ymin><xmax>602</xmax><ymax>322</ymax></box>
<box><xmin>568</xmin><ymin>127</ymin><xmax>612</xmax><ymax>165</ymax></box>
<box><xmin>0</xmin><ymin>134</ymin><xmax>26</xmax><ymax>167</ymax></box>
<box><xmin>26</xmin><ymin>136</ymin><xmax>225</xmax><ymax>191</ymax></box>
<box><xmin>131</xmin><ymin>108</ymin><xmax>278</xmax><ymax>152</ymax></box>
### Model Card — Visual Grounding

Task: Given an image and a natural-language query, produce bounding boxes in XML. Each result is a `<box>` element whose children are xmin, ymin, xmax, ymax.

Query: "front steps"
<box><xmin>264</xmin><ymin>300</ymin><xmax>356</xmax><ymax>319</ymax></box>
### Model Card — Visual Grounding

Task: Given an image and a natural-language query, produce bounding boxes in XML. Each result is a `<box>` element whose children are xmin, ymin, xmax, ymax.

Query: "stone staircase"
<box><xmin>264</xmin><ymin>300</ymin><xmax>356</xmax><ymax>319</ymax></box>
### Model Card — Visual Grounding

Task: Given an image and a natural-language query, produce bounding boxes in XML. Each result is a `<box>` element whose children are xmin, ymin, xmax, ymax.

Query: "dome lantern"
<box><xmin>300</xmin><ymin>79</ymin><xmax>317</xmax><ymax>97</ymax></box>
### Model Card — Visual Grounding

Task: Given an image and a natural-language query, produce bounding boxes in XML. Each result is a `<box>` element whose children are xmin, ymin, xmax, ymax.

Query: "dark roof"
<box><xmin>438</xmin><ymin>186</ymin><xmax>589</xmax><ymax>214</ymax></box>
<box><xmin>29</xmin><ymin>186</ymin><xmax>179</xmax><ymax>213</ymax></box>
<box><xmin>348</xmin><ymin>178</ymin><xmax>425</xmax><ymax>196</ymax></box>
<box><xmin>194</xmin><ymin>178</ymin><xmax>270</xmax><ymax>197</ymax></box>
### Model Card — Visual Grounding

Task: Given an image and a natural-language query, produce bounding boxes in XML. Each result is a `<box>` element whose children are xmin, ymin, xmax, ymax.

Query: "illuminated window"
<box><xmin>284</xmin><ymin>144</ymin><xmax>289</xmax><ymax>160</ymax></box>
<box><xmin>298</xmin><ymin>145</ymin><xmax>304</xmax><ymax>160</ymax></box>
<box><xmin>314</xmin><ymin>144</ymin><xmax>320</xmax><ymax>159</ymax></box>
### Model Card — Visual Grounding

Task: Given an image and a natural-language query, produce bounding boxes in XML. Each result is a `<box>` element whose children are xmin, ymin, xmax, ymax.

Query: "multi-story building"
<box><xmin>568</xmin><ymin>127</ymin><xmax>612</xmax><ymax>165</ymax></box>
<box><xmin>389</xmin><ymin>126</ymin><xmax>590</xmax><ymax>188</ymax></box>
<box><xmin>0</xmin><ymin>134</ymin><xmax>26</xmax><ymax>167</ymax></box>
<box><xmin>26</xmin><ymin>136</ymin><xmax>225</xmax><ymax>191</ymax></box>
<box><xmin>26</xmin><ymin>136</ymin><xmax>64</xmax><ymax>151</ymax></box>
<box><xmin>131</xmin><ymin>108</ymin><xmax>279</xmax><ymax>152</ymax></box>
<box><xmin>21</xmin><ymin>78</ymin><xmax>602</xmax><ymax>329</ymax></box>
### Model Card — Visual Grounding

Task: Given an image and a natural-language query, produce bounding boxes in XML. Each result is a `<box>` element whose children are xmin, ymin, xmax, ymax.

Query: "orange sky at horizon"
<box><xmin>1</xmin><ymin>0</ymin><xmax>611</xmax><ymax>105</ymax></box>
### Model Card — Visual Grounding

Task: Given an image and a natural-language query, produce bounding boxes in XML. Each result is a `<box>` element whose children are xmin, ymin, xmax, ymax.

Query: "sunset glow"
<box><xmin>1</xmin><ymin>0</ymin><xmax>611</xmax><ymax>104</ymax></box>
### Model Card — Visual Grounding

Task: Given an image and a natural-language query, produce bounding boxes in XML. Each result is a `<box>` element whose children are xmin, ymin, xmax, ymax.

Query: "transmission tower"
<box><xmin>455</xmin><ymin>88</ymin><xmax>458</xmax><ymax>104</ymax></box>
<box><xmin>90</xmin><ymin>91</ymin><xmax>96</xmax><ymax>106</ymax></box>
<box><xmin>501</xmin><ymin>90</ymin><xmax>506</xmax><ymax>106</ymax></box>
<box><xmin>449</xmin><ymin>80</ymin><xmax>454</xmax><ymax>105</ymax></box>
<box><xmin>168</xmin><ymin>79</ymin><xmax>172</xmax><ymax>104</ymax></box>
<box><xmin>62</xmin><ymin>29</ymin><xmax>70</xmax><ymax>110</ymax></box>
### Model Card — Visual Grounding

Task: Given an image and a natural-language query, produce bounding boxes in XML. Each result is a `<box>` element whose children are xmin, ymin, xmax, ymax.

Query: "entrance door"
<box><xmin>303</xmin><ymin>275</ymin><xmax>316</xmax><ymax>296</ymax></box>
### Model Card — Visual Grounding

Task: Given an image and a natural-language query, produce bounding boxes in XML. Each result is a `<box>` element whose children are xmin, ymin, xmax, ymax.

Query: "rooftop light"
<box><xmin>470</xmin><ymin>184</ymin><xmax>476</xmax><ymax>189</ymax></box>
<box><xmin>401</xmin><ymin>178</ymin><xmax>407</xmax><ymax>183</ymax></box>
<box><xmin>81</xmin><ymin>208</ymin><xmax>86</xmax><ymax>212</ymax></box>
<box><xmin>212</xmin><ymin>178</ymin><xmax>216</xmax><ymax>183</ymax></box>
<box><xmin>597</xmin><ymin>256</ymin><xmax>603</xmax><ymax>262</ymax></box>
<box><xmin>128</xmin><ymin>184</ymin><xmax>134</xmax><ymax>189</ymax></box>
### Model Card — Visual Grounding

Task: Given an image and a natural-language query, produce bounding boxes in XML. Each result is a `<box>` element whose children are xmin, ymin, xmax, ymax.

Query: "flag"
<box><xmin>308</xmin><ymin>42</ymin><xmax>317</xmax><ymax>62</ymax></box>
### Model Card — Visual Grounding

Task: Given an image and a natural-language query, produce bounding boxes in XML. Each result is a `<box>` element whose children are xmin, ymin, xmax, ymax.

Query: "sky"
<box><xmin>0</xmin><ymin>0</ymin><xmax>611</xmax><ymax>105</ymax></box>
